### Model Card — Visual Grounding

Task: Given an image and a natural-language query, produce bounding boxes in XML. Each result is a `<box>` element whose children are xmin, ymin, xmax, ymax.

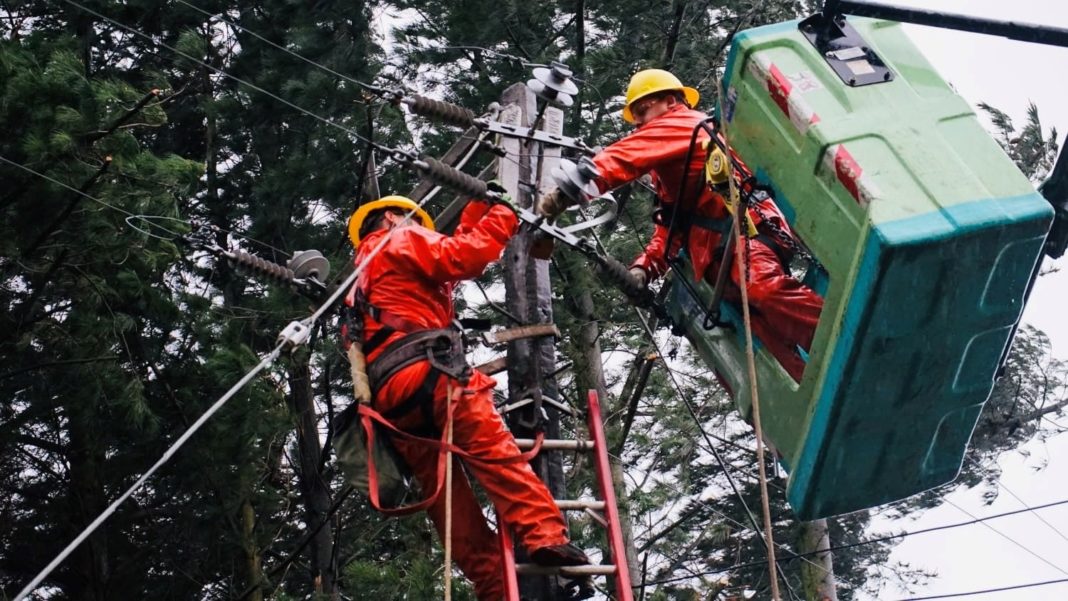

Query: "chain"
<box><xmin>743</xmin><ymin>184</ymin><xmax>819</xmax><ymax>267</ymax></box>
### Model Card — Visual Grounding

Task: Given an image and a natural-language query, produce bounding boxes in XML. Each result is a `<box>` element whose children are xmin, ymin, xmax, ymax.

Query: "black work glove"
<box><xmin>486</xmin><ymin>180</ymin><xmax>519</xmax><ymax>214</ymax></box>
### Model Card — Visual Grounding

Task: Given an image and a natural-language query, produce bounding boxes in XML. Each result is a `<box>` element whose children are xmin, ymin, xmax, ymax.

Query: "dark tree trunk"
<box><xmin>288</xmin><ymin>354</ymin><xmax>338</xmax><ymax>598</ymax></box>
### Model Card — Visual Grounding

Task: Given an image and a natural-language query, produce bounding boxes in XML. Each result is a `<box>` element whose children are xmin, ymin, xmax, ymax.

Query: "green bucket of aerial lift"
<box><xmin>666</xmin><ymin>15</ymin><xmax>1054</xmax><ymax>519</ymax></box>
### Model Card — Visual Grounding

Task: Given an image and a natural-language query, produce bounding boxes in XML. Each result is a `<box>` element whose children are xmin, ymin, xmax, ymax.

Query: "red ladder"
<box><xmin>499</xmin><ymin>390</ymin><xmax>634</xmax><ymax>601</ymax></box>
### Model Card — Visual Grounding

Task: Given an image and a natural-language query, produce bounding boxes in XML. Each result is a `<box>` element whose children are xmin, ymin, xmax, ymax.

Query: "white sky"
<box><xmin>856</xmin><ymin>1</ymin><xmax>1068</xmax><ymax>599</ymax></box>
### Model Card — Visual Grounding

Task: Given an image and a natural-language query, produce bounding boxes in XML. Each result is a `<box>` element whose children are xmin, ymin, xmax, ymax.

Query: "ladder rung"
<box><xmin>515</xmin><ymin>564</ymin><xmax>617</xmax><ymax>576</ymax></box>
<box><xmin>555</xmin><ymin>499</ymin><xmax>606</xmax><ymax>511</ymax></box>
<box><xmin>515</xmin><ymin>438</ymin><xmax>595</xmax><ymax>451</ymax></box>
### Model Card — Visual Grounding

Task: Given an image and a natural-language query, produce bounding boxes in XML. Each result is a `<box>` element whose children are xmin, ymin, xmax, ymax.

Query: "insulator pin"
<box><xmin>403</xmin><ymin>95</ymin><xmax>475</xmax><ymax>128</ymax></box>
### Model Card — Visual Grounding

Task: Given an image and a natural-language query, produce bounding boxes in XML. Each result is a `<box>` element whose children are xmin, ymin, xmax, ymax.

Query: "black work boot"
<box><xmin>559</xmin><ymin>575</ymin><xmax>596</xmax><ymax>600</ymax></box>
<box><xmin>529</xmin><ymin>543</ymin><xmax>590</xmax><ymax>567</ymax></box>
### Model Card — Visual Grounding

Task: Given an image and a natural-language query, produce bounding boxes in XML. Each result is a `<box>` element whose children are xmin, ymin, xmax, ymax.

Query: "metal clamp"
<box><xmin>473</xmin><ymin>118</ymin><xmax>593</xmax><ymax>154</ymax></box>
<box><xmin>277</xmin><ymin>320</ymin><xmax>313</xmax><ymax>350</ymax></box>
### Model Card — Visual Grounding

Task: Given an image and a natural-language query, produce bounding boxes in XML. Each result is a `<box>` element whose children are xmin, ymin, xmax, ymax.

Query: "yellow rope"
<box><xmin>719</xmin><ymin>89</ymin><xmax>782</xmax><ymax>601</ymax></box>
<box><xmin>443</xmin><ymin>381</ymin><xmax>455</xmax><ymax>601</ymax></box>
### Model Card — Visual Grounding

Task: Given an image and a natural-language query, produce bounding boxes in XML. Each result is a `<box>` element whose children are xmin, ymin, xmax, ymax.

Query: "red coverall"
<box><xmin>592</xmin><ymin>104</ymin><xmax>824</xmax><ymax>380</ymax></box>
<box><xmin>350</xmin><ymin>200</ymin><xmax>570</xmax><ymax>600</ymax></box>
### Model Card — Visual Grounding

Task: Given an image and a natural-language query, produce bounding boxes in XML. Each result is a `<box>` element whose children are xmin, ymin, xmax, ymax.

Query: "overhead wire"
<box><xmin>627</xmin><ymin>305</ymin><xmax>802</xmax><ymax>601</ymax></box>
<box><xmin>966</xmin><ymin>453</ymin><xmax>1068</xmax><ymax>546</ymax></box>
<box><xmin>0</xmin><ymin>154</ymin><xmax>187</xmax><ymax>241</ymax></box>
<box><xmin>0</xmin><ymin>154</ymin><xmax>297</xmax><ymax>262</ymax></box>
<box><xmin>944</xmin><ymin>497</ymin><xmax>1068</xmax><ymax>577</ymax></box>
<box><xmin>173</xmin><ymin>0</ymin><xmax>390</xmax><ymax>97</ymax></box>
<box><xmin>890</xmin><ymin>576</ymin><xmax>1068</xmax><ymax>600</ymax></box>
<box><xmin>12</xmin><ymin>341</ymin><xmax>289</xmax><ymax>600</ymax></box>
<box><xmin>61</xmin><ymin>0</ymin><xmax>401</xmax><ymax>156</ymax></box>
<box><xmin>643</xmin><ymin>496</ymin><xmax>1068</xmax><ymax>586</ymax></box>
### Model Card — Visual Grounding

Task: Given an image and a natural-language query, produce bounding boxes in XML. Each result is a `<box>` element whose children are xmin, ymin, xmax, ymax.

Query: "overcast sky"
<box><xmin>853</xmin><ymin>1</ymin><xmax>1068</xmax><ymax>599</ymax></box>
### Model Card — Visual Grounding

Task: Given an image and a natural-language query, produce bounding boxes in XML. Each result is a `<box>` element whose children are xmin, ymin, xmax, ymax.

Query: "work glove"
<box><xmin>485</xmin><ymin>180</ymin><xmax>519</xmax><ymax>214</ymax></box>
<box><xmin>628</xmin><ymin>267</ymin><xmax>648</xmax><ymax>289</ymax></box>
<box><xmin>534</xmin><ymin>186</ymin><xmax>572</xmax><ymax>221</ymax></box>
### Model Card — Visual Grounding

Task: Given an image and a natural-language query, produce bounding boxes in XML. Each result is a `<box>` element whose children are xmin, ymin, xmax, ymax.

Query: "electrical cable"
<box><xmin>62</xmin><ymin>0</ymin><xmax>397</xmax><ymax>155</ymax></box>
<box><xmin>945</xmin><ymin>497</ymin><xmax>1068</xmax><ymax>577</ymax></box>
<box><xmin>0</xmin><ymin>154</ymin><xmax>290</xmax><ymax>258</ymax></box>
<box><xmin>979</xmin><ymin>457</ymin><xmax>1068</xmax><ymax>545</ymax></box>
<box><xmin>13</xmin><ymin>341</ymin><xmax>288</xmax><ymax>601</ymax></box>
<box><xmin>573</xmin><ymin>216</ymin><xmax>805</xmax><ymax>599</ymax></box>
<box><xmin>0</xmin><ymin>154</ymin><xmax>187</xmax><ymax>240</ymax></box>
<box><xmin>890</xmin><ymin>576</ymin><xmax>1068</xmax><ymax>600</ymax></box>
<box><xmin>641</xmin><ymin>496</ymin><xmax>1068</xmax><ymax>586</ymax></box>
<box><xmin>173</xmin><ymin>0</ymin><xmax>389</xmax><ymax>97</ymax></box>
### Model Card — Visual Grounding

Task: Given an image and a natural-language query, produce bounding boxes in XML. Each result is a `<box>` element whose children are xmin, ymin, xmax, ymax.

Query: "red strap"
<box><xmin>359</xmin><ymin>406</ymin><xmax>545</xmax><ymax>465</ymax></box>
<box><xmin>360</xmin><ymin>384</ymin><xmax>545</xmax><ymax>516</ymax></box>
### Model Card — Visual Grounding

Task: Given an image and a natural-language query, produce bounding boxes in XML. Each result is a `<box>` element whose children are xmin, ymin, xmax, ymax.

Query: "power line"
<box><xmin>173</xmin><ymin>0</ymin><xmax>386</xmax><ymax>96</ymax></box>
<box><xmin>626</xmin><ymin>308</ymin><xmax>804</xmax><ymax>601</ymax></box>
<box><xmin>13</xmin><ymin>341</ymin><xmax>288</xmax><ymax>600</ymax></box>
<box><xmin>995</xmin><ymin>474</ymin><xmax>1068</xmax><ymax>545</ymax></box>
<box><xmin>893</xmin><ymin>576</ymin><xmax>1068</xmax><ymax>600</ymax></box>
<box><xmin>62</xmin><ymin>0</ymin><xmax>387</xmax><ymax>152</ymax></box>
<box><xmin>0</xmin><ymin>155</ymin><xmax>186</xmax><ymax>238</ymax></box>
<box><xmin>641</xmin><ymin>497</ymin><xmax>1068</xmax><ymax>586</ymax></box>
<box><xmin>945</xmin><ymin>498</ymin><xmax>1068</xmax><ymax>577</ymax></box>
<box><xmin>0</xmin><ymin>155</ymin><xmax>291</xmax><ymax>257</ymax></box>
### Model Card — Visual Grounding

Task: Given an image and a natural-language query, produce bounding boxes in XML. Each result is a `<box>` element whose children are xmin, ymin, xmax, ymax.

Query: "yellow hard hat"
<box><xmin>622</xmin><ymin>69</ymin><xmax>699</xmax><ymax>124</ymax></box>
<box><xmin>348</xmin><ymin>195</ymin><xmax>434</xmax><ymax>246</ymax></box>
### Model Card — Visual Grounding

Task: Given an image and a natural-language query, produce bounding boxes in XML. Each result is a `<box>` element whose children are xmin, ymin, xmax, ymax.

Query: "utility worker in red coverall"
<box><xmin>344</xmin><ymin>195</ymin><xmax>588</xmax><ymax>600</ymax></box>
<box><xmin>537</xmin><ymin>69</ymin><xmax>823</xmax><ymax>381</ymax></box>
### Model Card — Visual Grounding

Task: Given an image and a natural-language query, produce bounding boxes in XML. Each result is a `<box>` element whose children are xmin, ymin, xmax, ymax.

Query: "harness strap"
<box><xmin>354</xmin><ymin>287</ymin><xmax>426</xmax><ymax>334</ymax></box>
<box><xmin>359</xmin><ymin>398</ymin><xmax>546</xmax><ymax>517</ymax></box>
<box><xmin>754</xmin><ymin>232</ymin><xmax>793</xmax><ymax>269</ymax></box>
<box><xmin>362</xmin><ymin>326</ymin><xmax>395</xmax><ymax>356</ymax></box>
<box><xmin>689</xmin><ymin>213</ymin><xmax>792</xmax><ymax>271</ymax></box>
<box><xmin>368</xmin><ymin>328</ymin><xmax>469</xmax><ymax>391</ymax></box>
<box><xmin>367</xmin><ymin>327</ymin><xmax>470</xmax><ymax>440</ymax></box>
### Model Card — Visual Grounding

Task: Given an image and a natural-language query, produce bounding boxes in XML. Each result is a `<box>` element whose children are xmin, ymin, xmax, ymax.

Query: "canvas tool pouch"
<box><xmin>333</xmin><ymin>401</ymin><xmax>413</xmax><ymax>509</ymax></box>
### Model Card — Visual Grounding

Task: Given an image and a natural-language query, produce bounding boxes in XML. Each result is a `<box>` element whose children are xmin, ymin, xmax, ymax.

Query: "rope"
<box><xmin>719</xmin><ymin>84</ymin><xmax>782</xmax><ymax>601</ymax></box>
<box><xmin>444</xmin><ymin>381</ymin><xmax>455</xmax><ymax>601</ymax></box>
<box><xmin>582</xmin><ymin>196</ymin><xmax>819</xmax><ymax>593</ymax></box>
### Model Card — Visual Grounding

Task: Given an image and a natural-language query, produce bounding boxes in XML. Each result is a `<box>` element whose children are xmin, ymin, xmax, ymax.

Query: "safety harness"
<box><xmin>344</xmin><ymin>287</ymin><xmax>471</xmax><ymax>436</ymax></box>
<box><xmin>655</xmin><ymin>202</ymin><xmax>794</xmax><ymax>271</ymax></box>
<box><xmin>651</xmin><ymin>116</ymin><xmax>808</xmax><ymax>332</ymax></box>
<box><xmin>338</xmin><ymin>282</ymin><xmax>544</xmax><ymax>516</ymax></box>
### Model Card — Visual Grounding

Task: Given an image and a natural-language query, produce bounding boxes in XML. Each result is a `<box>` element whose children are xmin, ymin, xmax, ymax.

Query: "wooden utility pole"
<box><xmin>798</xmin><ymin>518</ymin><xmax>838</xmax><ymax>601</ymax></box>
<box><xmin>497</xmin><ymin>82</ymin><xmax>569</xmax><ymax>600</ymax></box>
